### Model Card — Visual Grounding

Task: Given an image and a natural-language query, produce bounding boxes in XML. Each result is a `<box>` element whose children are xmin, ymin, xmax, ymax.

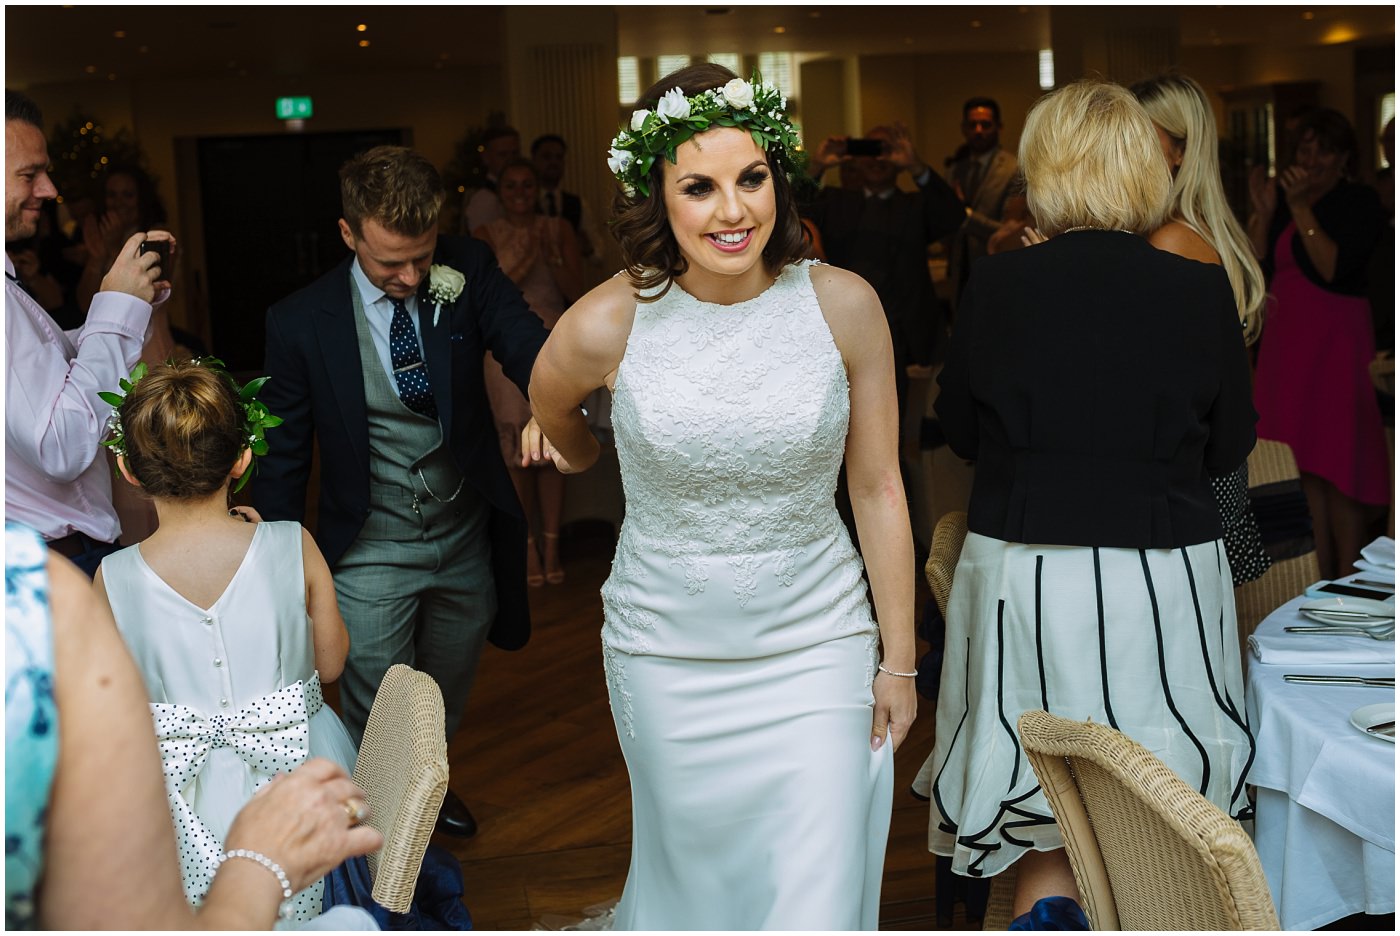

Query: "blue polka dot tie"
<box><xmin>388</xmin><ymin>297</ymin><xmax>437</xmax><ymax>419</ymax></box>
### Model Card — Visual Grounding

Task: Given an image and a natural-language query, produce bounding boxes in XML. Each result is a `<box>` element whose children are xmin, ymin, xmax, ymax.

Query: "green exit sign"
<box><xmin>275</xmin><ymin>97</ymin><xmax>313</xmax><ymax>120</ymax></box>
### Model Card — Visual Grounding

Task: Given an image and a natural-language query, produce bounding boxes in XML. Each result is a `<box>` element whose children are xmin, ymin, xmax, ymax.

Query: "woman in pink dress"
<box><xmin>1248</xmin><ymin>108</ymin><xmax>1389</xmax><ymax>577</ymax></box>
<box><xmin>474</xmin><ymin>158</ymin><xmax>583</xmax><ymax>585</ymax></box>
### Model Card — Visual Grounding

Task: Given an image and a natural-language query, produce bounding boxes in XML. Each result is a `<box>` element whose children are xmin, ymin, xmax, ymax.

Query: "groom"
<box><xmin>255</xmin><ymin>145</ymin><xmax>549</xmax><ymax>837</ymax></box>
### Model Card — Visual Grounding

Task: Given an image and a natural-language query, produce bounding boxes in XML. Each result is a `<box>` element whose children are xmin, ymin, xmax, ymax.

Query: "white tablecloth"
<box><xmin>1246</xmin><ymin>599</ymin><xmax>1395</xmax><ymax>930</ymax></box>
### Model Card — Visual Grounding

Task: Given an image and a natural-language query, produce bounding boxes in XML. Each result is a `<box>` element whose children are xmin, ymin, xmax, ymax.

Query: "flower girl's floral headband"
<box><xmin>607</xmin><ymin>74</ymin><xmax>802</xmax><ymax>198</ymax></box>
<box><xmin>100</xmin><ymin>357</ymin><xmax>283</xmax><ymax>494</ymax></box>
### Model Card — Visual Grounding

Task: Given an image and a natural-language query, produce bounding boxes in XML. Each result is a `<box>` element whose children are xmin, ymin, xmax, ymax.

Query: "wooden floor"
<box><xmin>430</xmin><ymin>530</ymin><xmax>978</xmax><ymax>931</ymax></box>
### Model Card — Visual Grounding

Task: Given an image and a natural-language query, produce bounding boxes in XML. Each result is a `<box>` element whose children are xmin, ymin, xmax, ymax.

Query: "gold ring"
<box><xmin>343</xmin><ymin>798</ymin><xmax>369</xmax><ymax>825</ymax></box>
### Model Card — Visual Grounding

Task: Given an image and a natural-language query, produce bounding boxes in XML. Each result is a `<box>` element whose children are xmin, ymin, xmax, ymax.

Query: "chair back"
<box><xmin>1018</xmin><ymin>710</ymin><xmax>1280</xmax><ymax>931</ymax></box>
<box><xmin>925</xmin><ymin>511</ymin><xmax>969</xmax><ymax>618</ymax></box>
<box><xmin>1235</xmin><ymin>440</ymin><xmax>1319</xmax><ymax>660</ymax></box>
<box><xmin>352</xmin><ymin>664</ymin><xmax>450</xmax><ymax>913</ymax></box>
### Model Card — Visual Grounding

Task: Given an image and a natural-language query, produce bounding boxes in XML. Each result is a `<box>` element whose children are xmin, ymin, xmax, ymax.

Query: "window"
<box><xmin>707</xmin><ymin>52</ymin><xmax>741</xmax><ymax>74</ymax></box>
<box><xmin>1038</xmin><ymin>50</ymin><xmax>1054</xmax><ymax>91</ymax></box>
<box><xmin>656</xmin><ymin>55</ymin><xmax>693</xmax><ymax>80</ymax></box>
<box><xmin>618</xmin><ymin>56</ymin><xmax>639</xmax><ymax>106</ymax></box>
<box><xmin>756</xmin><ymin>52</ymin><xmax>794</xmax><ymax>97</ymax></box>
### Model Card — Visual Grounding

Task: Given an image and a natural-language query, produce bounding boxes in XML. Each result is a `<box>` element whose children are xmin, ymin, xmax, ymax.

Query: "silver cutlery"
<box><xmin>1303</xmin><ymin>608</ymin><xmax>1395</xmax><ymax>620</ymax></box>
<box><xmin>1351</xmin><ymin>578</ymin><xmax>1396</xmax><ymax>590</ymax></box>
<box><xmin>1365</xmin><ymin>720</ymin><xmax>1396</xmax><ymax>738</ymax></box>
<box><xmin>1284</xmin><ymin>675</ymin><xmax>1395</xmax><ymax>687</ymax></box>
<box><xmin>1286</xmin><ymin>626</ymin><xmax>1395</xmax><ymax>640</ymax></box>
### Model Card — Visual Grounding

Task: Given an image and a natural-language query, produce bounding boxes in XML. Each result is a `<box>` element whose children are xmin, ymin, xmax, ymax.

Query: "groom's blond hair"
<box><xmin>340</xmin><ymin>145</ymin><xmax>445</xmax><ymax>238</ymax></box>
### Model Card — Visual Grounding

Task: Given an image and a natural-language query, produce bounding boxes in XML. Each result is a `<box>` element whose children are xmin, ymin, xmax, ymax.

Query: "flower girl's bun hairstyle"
<box><xmin>121</xmin><ymin>362</ymin><xmax>245</xmax><ymax>499</ymax></box>
<box><xmin>611</xmin><ymin>62</ymin><xmax>809</xmax><ymax>302</ymax></box>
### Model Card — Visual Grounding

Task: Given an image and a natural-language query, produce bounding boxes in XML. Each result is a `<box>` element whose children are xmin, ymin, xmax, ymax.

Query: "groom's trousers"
<box><xmin>331</xmin><ymin>490</ymin><xmax>495</xmax><ymax>746</ymax></box>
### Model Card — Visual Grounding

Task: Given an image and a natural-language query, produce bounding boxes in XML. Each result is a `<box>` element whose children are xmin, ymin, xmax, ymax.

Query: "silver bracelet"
<box><xmin>217</xmin><ymin>848</ymin><xmax>295</xmax><ymax>920</ymax></box>
<box><xmin>878</xmin><ymin>662</ymin><xmax>918</xmax><ymax>678</ymax></box>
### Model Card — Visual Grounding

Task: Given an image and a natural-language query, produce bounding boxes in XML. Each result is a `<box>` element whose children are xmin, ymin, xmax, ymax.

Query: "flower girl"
<box><xmin>93</xmin><ymin>359</ymin><xmax>358</xmax><ymax>924</ymax></box>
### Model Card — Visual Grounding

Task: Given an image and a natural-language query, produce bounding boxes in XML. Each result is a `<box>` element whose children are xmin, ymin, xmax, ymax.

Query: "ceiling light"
<box><xmin>356</xmin><ymin>23</ymin><xmax>367</xmax><ymax>32</ymax></box>
<box><xmin>1303</xmin><ymin>11</ymin><xmax>1314</xmax><ymax>19</ymax></box>
<box><xmin>773</xmin><ymin>26</ymin><xmax>786</xmax><ymax>34</ymax></box>
<box><xmin>971</xmin><ymin>20</ymin><xmax>982</xmax><ymax>28</ymax></box>
<box><xmin>113</xmin><ymin>30</ymin><xmax>126</xmax><ymax>38</ymax></box>
<box><xmin>359</xmin><ymin>39</ymin><xmax>371</xmax><ymax>48</ymax></box>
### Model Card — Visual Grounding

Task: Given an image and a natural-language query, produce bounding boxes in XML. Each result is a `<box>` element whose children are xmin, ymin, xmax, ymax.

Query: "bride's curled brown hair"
<box><xmin>611</xmin><ymin>62</ymin><xmax>809</xmax><ymax>301</ymax></box>
<box><xmin>120</xmin><ymin>361</ymin><xmax>246</xmax><ymax>499</ymax></box>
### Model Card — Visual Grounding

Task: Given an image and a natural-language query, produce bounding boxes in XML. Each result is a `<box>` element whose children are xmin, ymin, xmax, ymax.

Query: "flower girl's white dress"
<box><xmin>101</xmin><ymin>520</ymin><xmax>359</xmax><ymax>926</ymax></box>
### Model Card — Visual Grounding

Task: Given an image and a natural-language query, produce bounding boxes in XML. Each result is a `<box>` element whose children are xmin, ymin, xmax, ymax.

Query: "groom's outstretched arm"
<box><xmin>252</xmin><ymin>305</ymin><xmax>314</xmax><ymax>522</ymax></box>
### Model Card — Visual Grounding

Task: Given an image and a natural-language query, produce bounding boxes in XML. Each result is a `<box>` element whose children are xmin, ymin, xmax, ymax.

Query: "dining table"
<box><xmin>1244</xmin><ymin>589</ymin><xmax>1395</xmax><ymax>931</ymax></box>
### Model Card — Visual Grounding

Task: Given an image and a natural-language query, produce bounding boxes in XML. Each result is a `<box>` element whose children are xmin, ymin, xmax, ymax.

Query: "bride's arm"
<box><xmin>810</xmin><ymin>265</ymin><xmax>917</xmax><ymax>753</ymax></box>
<box><xmin>525</xmin><ymin>276</ymin><xmax>633</xmax><ymax>473</ymax></box>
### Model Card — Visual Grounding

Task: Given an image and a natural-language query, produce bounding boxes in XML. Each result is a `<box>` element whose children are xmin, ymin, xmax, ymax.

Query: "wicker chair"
<box><xmin>1234</xmin><ymin>440</ymin><xmax>1319</xmax><ymax>661</ymax></box>
<box><xmin>925</xmin><ymin>510</ymin><xmax>969</xmax><ymax>617</ymax></box>
<box><xmin>351</xmin><ymin>664</ymin><xmax>450</xmax><ymax>913</ymax></box>
<box><xmin>1018</xmin><ymin>710</ymin><xmax>1279</xmax><ymax>931</ymax></box>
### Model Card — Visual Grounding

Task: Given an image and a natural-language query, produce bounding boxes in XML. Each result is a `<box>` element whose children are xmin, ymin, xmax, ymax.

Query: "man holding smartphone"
<box><xmin>5</xmin><ymin>89</ymin><xmax>174</xmax><ymax>576</ymax></box>
<box><xmin>801</xmin><ymin>123</ymin><xmax>965</xmax><ymax>413</ymax></box>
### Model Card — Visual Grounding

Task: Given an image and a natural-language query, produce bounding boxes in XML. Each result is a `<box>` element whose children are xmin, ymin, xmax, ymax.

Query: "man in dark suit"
<box><xmin>946</xmin><ymin>97</ymin><xmax>1020</xmax><ymax>310</ymax></box>
<box><xmin>802</xmin><ymin>123</ymin><xmax>965</xmax><ymax>412</ymax></box>
<box><xmin>255</xmin><ymin>145</ymin><xmax>549</xmax><ymax>837</ymax></box>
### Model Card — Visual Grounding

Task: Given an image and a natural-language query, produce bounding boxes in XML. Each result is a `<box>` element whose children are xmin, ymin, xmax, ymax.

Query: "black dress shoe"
<box><xmin>436</xmin><ymin>789</ymin><xmax>478</xmax><ymax>838</ymax></box>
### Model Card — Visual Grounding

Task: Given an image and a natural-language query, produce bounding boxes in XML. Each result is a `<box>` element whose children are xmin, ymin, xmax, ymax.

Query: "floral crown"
<box><xmin>100</xmin><ymin>357</ymin><xmax>283</xmax><ymax>494</ymax></box>
<box><xmin>607</xmin><ymin>74</ymin><xmax>802</xmax><ymax>198</ymax></box>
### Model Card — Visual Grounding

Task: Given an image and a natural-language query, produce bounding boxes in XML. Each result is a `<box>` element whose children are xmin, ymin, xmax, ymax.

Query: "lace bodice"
<box><xmin>609</xmin><ymin>261</ymin><xmax>853</xmax><ymax>604</ymax></box>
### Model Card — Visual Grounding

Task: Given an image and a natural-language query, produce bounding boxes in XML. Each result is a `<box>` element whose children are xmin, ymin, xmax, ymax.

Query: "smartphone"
<box><xmin>845</xmin><ymin>137</ymin><xmax>885</xmax><ymax>157</ymax></box>
<box><xmin>1304</xmin><ymin>580</ymin><xmax>1396</xmax><ymax>601</ymax></box>
<box><xmin>139</xmin><ymin>239</ymin><xmax>171</xmax><ymax>283</ymax></box>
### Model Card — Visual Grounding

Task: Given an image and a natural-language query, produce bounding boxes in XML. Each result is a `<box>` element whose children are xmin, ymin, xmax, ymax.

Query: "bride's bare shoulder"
<box><xmin>805</xmin><ymin>262</ymin><xmax>884</xmax><ymax>338</ymax></box>
<box><xmin>552</xmin><ymin>272</ymin><xmax>639</xmax><ymax>362</ymax></box>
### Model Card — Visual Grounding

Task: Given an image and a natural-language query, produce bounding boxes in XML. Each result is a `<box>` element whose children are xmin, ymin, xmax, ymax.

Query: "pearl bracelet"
<box><xmin>217</xmin><ymin>848</ymin><xmax>295</xmax><ymax>920</ymax></box>
<box><xmin>878</xmin><ymin>662</ymin><xmax>918</xmax><ymax>678</ymax></box>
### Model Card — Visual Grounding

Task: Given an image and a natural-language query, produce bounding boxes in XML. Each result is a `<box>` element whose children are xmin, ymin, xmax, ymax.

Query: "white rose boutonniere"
<box><xmin>721</xmin><ymin>78</ymin><xmax>754</xmax><ymax>110</ymax></box>
<box><xmin>655</xmin><ymin>87</ymin><xmax>691</xmax><ymax>123</ymax></box>
<box><xmin>427</xmin><ymin>264</ymin><xmax>465</xmax><ymax>327</ymax></box>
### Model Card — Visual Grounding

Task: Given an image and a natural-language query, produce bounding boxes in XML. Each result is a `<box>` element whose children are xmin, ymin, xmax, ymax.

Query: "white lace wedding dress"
<box><xmin>602</xmin><ymin>260</ymin><xmax>894</xmax><ymax>930</ymax></box>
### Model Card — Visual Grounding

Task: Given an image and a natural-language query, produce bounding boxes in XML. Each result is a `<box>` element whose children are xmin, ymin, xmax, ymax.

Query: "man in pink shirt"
<box><xmin>5</xmin><ymin>89</ymin><xmax>172</xmax><ymax>575</ymax></box>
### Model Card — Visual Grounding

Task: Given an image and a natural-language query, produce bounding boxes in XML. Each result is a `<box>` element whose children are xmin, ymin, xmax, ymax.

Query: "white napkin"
<box><xmin>1359</xmin><ymin>536</ymin><xmax>1395</xmax><ymax>569</ymax></box>
<box><xmin>1351</xmin><ymin>560</ymin><xmax>1396</xmax><ymax>583</ymax></box>
<box><xmin>1249</xmin><ymin>630</ymin><xmax>1396</xmax><ymax>664</ymax></box>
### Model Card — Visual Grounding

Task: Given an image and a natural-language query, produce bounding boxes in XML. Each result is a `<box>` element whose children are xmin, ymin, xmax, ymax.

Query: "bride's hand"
<box><xmin>871</xmin><ymin>671</ymin><xmax>917</xmax><ymax>753</ymax></box>
<box><xmin>520</xmin><ymin>418</ymin><xmax>577</xmax><ymax>473</ymax></box>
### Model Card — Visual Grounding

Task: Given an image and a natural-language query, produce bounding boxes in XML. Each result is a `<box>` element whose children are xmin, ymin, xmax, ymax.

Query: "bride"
<box><xmin>525</xmin><ymin>63</ymin><xmax>916</xmax><ymax>929</ymax></box>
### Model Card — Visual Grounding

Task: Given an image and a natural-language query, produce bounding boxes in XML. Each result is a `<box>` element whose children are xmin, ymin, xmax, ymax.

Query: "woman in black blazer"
<box><xmin>920</xmin><ymin>81</ymin><xmax>1257</xmax><ymax>924</ymax></box>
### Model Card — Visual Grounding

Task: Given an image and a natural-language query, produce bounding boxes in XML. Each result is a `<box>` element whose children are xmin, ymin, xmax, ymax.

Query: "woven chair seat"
<box><xmin>1019</xmin><ymin>710</ymin><xmax>1279</xmax><ymax>931</ymax></box>
<box><xmin>351</xmin><ymin>664</ymin><xmax>450</xmax><ymax>914</ymax></box>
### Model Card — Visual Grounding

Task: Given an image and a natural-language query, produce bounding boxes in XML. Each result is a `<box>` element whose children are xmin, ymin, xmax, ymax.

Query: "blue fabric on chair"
<box><xmin>1008</xmin><ymin>895</ymin><xmax>1090</xmax><ymax>930</ymax></box>
<box><xmin>324</xmin><ymin>845</ymin><xmax>473</xmax><ymax>930</ymax></box>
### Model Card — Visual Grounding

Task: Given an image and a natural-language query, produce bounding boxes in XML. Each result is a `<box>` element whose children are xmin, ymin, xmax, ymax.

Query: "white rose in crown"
<box><xmin>721</xmin><ymin>78</ymin><xmax>754</xmax><ymax>110</ymax></box>
<box><xmin>607</xmin><ymin>146</ymin><xmax>632</xmax><ymax>176</ymax></box>
<box><xmin>630</xmin><ymin>109</ymin><xmax>650</xmax><ymax>132</ymax></box>
<box><xmin>428</xmin><ymin>264</ymin><xmax>465</xmax><ymax>326</ymax></box>
<box><xmin>655</xmin><ymin>87</ymin><xmax>691</xmax><ymax>123</ymax></box>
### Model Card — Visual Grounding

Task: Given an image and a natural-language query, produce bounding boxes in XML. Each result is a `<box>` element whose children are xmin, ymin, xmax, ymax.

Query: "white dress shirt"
<box><xmin>5</xmin><ymin>253</ymin><xmax>153</xmax><ymax>542</ymax></box>
<box><xmin>349</xmin><ymin>256</ymin><xmax>427</xmax><ymax>387</ymax></box>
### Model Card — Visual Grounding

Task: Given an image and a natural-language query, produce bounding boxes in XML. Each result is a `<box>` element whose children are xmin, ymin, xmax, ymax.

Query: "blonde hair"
<box><xmin>1019</xmin><ymin>80</ymin><xmax>1171</xmax><ymax>238</ymax></box>
<box><xmin>1132</xmin><ymin>74</ymin><xmax>1265</xmax><ymax>344</ymax></box>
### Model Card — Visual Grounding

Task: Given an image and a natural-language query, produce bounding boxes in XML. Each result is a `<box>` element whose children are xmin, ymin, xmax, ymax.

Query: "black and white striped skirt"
<box><xmin>917</xmin><ymin>532</ymin><xmax>1255</xmax><ymax>879</ymax></box>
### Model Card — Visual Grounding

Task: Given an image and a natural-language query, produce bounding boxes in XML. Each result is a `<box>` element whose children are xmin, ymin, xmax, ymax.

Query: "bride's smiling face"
<box><xmin>662</xmin><ymin>127</ymin><xmax>776</xmax><ymax>293</ymax></box>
